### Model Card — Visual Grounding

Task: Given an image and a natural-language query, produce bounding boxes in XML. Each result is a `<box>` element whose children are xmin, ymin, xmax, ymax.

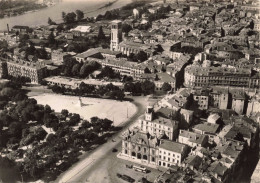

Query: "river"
<box><xmin>0</xmin><ymin>0</ymin><xmax>132</xmax><ymax>31</ymax></box>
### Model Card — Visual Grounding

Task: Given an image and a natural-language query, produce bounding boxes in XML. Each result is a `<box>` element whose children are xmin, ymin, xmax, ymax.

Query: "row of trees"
<box><xmin>62</xmin><ymin>57</ymin><xmax>101</xmax><ymax>78</ymax></box>
<box><xmin>50</xmin><ymin>82</ymin><xmax>125</xmax><ymax>101</ymax></box>
<box><xmin>124</xmin><ymin>80</ymin><xmax>172</xmax><ymax>95</ymax></box>
<box><xmin>50</xmin><ymin>77</ymin><xmax>165</xmax><ymax>99</ymax></box>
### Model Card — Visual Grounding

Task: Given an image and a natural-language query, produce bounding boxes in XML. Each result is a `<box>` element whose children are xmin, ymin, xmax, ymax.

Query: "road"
<box><xmin>56</xmin><ymin>96</ymin><xmax>148</xmax><ymax>183</ymax></box>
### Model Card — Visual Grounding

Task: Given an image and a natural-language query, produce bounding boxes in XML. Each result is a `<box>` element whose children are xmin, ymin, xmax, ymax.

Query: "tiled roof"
<box><xmin>152</xmin><ymin>116</ymin><xmax>178</xmax><ymax>128</ymax></box>
<box><xmin>159</xmin><ymin>140</ymin><xmax>187</xmax><ymax>154</ymax></box>
<box><xmin>193</xmin><ymin>123</ymin><xmax>219</xmax><ymax>134</ymax></box>
<box><xmin>179</xmin><ymin>130</ymin><xmax>207</xmax><ymax>145</ymax></box>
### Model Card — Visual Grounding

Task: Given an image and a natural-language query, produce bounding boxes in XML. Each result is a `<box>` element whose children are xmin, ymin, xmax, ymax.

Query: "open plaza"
<box><xmin>32</xmin><ymin>93</ymin><xmax>137</xmax><ymax>126</ymax></box>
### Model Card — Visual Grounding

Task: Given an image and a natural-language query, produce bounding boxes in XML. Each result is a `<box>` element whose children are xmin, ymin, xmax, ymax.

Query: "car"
<box><xmin>117</xmin><ymin>173</ymin><xmax>122</xmax><ymax>178</ymax></box>
<box><xmin>126</xmin><ymin>164</ymin><xmax>133</xmax><ymax>169</ymax></box>
<box><xmin>112</xmin><ymin>148</ymin><xmax>118</xmax><ymax>152</ymax></box>
<box><xmin>138</xmin><ymin>177</ymin><xmax>150</xmax><ymax>183</ymax></box>
<box><xmin>121</xmin><ymin>174</ymin><xmax>135</xmax><ymax>182</ymax></box>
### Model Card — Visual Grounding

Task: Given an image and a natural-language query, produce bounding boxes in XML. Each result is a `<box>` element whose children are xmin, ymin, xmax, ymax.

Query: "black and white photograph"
<box><xmin>0</xmin><ymin>0</ymin><xmax>259</xmax><ymax>182</ymax></box>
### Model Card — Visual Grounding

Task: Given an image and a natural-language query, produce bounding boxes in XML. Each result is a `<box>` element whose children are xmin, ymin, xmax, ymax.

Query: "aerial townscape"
<box><xmin>0</xmin><ymin>0</ymin><xmax>259</xmax><ymax>182</ymax></box>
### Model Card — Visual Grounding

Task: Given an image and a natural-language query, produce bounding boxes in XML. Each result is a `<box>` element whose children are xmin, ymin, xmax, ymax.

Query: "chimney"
<box><xmin>7</xmin><ymin>24</ymin><xmax>9</xmax><ymax>34</ymax></box>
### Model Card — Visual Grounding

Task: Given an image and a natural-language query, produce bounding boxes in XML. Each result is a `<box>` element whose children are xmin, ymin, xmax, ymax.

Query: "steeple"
<box><xmin>145</xmin><ymin>105</ymin><xmax>154</xmax><ymax>121</ymax></box>
<box><xmin>110</xmin><ymin>20</ymin><xmax>122</xmax><ymax>51</ymax></box>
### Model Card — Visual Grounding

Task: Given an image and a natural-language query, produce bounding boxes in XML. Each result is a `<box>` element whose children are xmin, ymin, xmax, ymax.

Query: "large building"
<box><xmin>139</xmin><ymin>106</ymin><xmax>179</xmax><ymax>141</ymax></box>
<box><xmin>101</xmin><ymin>58</ymin><xmax>145</xmax><ymax>78</ymax></box>
<box><xmin>6</xmin><ymin>60</ymin><xmax>47</xmax><ymax>84</ymax></box>
<box><xmin>120</xmin><ymin>130</ymin><xmax>189</xmax><ymax>168</ymax></box>
<box><xmin>121</xmin><ymin>131</ymin><xmax>159</xmax><ymax>166</ymax></box>
<box><xmin>158</xmin><ymin>140</ymin><xmax>189</xmax><ymax>168</ymax></box>
<box><xmin>184</xmin><ymin>65</ymin><xmax>260</xmax><ymax>89</ymax></box>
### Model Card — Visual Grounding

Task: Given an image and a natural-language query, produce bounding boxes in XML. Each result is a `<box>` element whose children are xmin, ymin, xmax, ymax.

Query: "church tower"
<box><xmin>110</xmin><ymin>20</ymin><xmax>122</xmax><ymax>51</ymax></box>
<box><xmin>145</xmin><ymin>105</ymin><xmax>154</xmax><ymax>121</ymax></box>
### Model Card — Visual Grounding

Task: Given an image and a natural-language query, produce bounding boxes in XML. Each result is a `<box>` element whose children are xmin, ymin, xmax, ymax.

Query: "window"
<box><xmin>168</xmin><ymin>158</ymin><xmax>170</xmax><ymax>161</ymax></box>
<box><xmin>144</xmin><ymin>148</ymin><xmax>146</xmax><ymax>153</ymax></box>
<box><xmin>138</xmin><ymin>146</ymin><xmax>141</xmax><ymax>151</ymax></box>
<box><xmin>125</xmin><ymin>150</ymin><xmax>128</xmax><ymax>154</ymax></box>
<box><xmin>173</xmin><ymin>154</ymin><xmax>175</xmax><ymax>157</ymax></box>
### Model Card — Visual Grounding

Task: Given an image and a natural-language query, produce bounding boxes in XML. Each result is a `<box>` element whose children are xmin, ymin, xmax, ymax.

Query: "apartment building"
<box><xmin>184</xmin><ymin>65</ymin><xmax>260</xmax><ymax>89</ymax></box>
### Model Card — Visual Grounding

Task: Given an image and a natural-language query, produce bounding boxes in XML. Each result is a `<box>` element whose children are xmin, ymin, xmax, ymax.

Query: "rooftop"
<box><xmin>179</xmin><ymin>130</ymin><xmax>207</xmax><ymax>145</ymax></box>
<box><xmin>193</xmin><ymin>122</ymin><xmax>220</xmax><ymax>134</ymax></box>
<box><xmin>70</xmin><ymin>26</ymin><xmax>91</xmax><ymax>33</ymax></box>
<box><xmin>185</xmin><ymin>65</ymin><xmax>252</xmax><ymax>77</ymax></box>
<box><xmin>159</xmin><ymin>140</ymin><xmax>187</xmax><ymax>154</ymax></box>
<box><xmin>152</xmin><ymin>116</ymin><xmax>178</xmax><ymax>128</ymax></box>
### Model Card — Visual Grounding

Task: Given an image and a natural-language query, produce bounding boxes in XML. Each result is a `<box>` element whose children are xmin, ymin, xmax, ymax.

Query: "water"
<box><xmin>0</xmin><ymin>0</ymin><xmax>132</xmax><ymax>31</ymax></box>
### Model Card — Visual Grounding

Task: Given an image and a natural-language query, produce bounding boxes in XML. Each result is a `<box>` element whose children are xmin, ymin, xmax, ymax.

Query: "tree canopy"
<box><xmin>76</xmin><ymin>10</ymin><xmax>84</xmax><ymax>21</ymax></box>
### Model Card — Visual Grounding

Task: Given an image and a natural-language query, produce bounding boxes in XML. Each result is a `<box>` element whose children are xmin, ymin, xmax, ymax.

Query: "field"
<box><xmin>31</xmin><ymin>93</ymin><xmax>137</xmax><ymax>126</ymax></box>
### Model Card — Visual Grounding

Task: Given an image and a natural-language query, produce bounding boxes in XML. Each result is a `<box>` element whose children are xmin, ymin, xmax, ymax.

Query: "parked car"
<box><xmin>138</xmin><ymin>177</ymin><xmax>150</xmax><ymax>183</ymax></box>
<box><xmin>117</xmin><ymin>173</ymin><xmax>122</xmax><ymax>178</ymax></box>
<box><xmin>126</xmin><ymin>164</ymin><xmax>133</xmax><ymax>169</ymax></box>
<box><xmin>121</xmin><ymin>174</ymin><xmax>135</xmax><ymax>183</ymax></box>
<box><xmin>112</xmin><ymin>148</ymin><xmax>118</xmax><ymax>152</ymax></box>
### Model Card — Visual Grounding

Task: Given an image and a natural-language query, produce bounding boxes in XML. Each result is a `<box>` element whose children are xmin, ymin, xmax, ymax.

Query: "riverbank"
<box><xmin>0</xmin><ymin>1</ymin><xmax>48</xmax><ymax>20</ymax></box>
<box><xmin>98</xmin><ymin>0</ymin><xmax>119</xmax><ymax>10</ymax></box>
<box><xmin>0</xmin><ymin>0</ymin><xmax>132</xmax><ymax>31</ymax></box>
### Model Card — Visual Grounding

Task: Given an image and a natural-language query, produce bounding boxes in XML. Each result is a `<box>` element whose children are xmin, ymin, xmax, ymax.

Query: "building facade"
<box><xmin>139</xmin><ymin>106</ymin><xmax>179</xmax><ymax>141</ymax></box>
<box><xmin>158</xmin><ymin>140</ymin><xmax>189</xmax><ymax>168</ymax></box>
<box><xmin>121</xmin><ymin>131</ymin><xmax>189</xmax><ymax>168</ymax></box>
<box><xmin>6</xmin><ymin>60</ymin><xmax>47</xmax><ymax>84</ymax></box>
<box><xmin>184</xmin><ymin>65</ymin><xmax>260</xmax><ymax>89</ymax></box>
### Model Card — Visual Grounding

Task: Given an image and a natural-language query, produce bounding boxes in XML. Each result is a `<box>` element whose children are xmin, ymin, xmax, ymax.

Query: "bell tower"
<box><xmin>145</xmin><ymin>105</ymin><xmax>154</xmax><ymax>121</ymax></box>
<box><xmin>110</xmin><ymin>20</ymin><xmax>122</xmax><ymax>51</ymax></box>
